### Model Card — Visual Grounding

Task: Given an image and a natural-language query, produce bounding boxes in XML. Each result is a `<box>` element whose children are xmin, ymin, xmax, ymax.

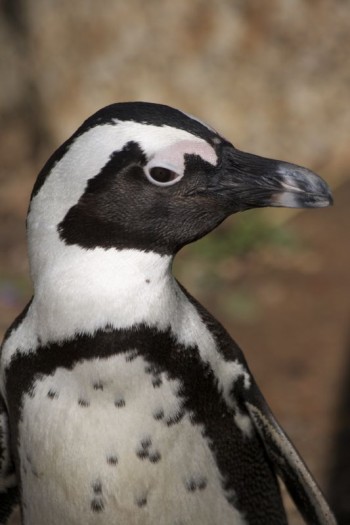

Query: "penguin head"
<box><xmin>28</xmin><ymin>102</ymin><xmax>332</xmax><ymax>259</ymax></box>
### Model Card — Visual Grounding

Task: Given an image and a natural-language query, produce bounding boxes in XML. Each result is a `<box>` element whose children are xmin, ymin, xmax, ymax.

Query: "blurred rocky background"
<box><xmin>0</xmin><ymin>1</ymin><xmax>349</xmax><ymax>523</ymax></box>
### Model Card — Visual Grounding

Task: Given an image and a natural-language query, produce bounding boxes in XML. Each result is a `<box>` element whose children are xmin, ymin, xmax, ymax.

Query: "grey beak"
<box><xmin>269</xmin><ymin>161</ymin><xmax>333</xmax><ymax>209</ymax></box>
<box><xmin>218</xmin><ymin>146</ymin><xmax>333</xmax><ymax>211</ymax></box>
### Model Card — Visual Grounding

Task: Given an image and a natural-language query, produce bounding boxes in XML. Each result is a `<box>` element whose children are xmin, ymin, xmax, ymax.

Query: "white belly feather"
<box><xmin>19</xmin><ymin>353</ymin><xmax>246</xmax><ymax>525</ymax></box>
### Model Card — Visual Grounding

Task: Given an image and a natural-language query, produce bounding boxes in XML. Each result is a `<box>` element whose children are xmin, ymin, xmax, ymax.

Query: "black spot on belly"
<box><xmin>197</xmin><ymin>478</ymin><xmax>208</xmax><ymax>490</ymax></box>
<box><xmin>135</xmin><ymin>496</ymin><xmax>147</xmax><ymax>508</ymax></box>
<box><xmin>186</xmin><ymin>479</ymin><xmax>197</xmax><ymax>492</ymax></box>
<box><xmin>152</xmin><ymin>376</ymin><xmax>162</xmax><ymax>388</ymax></box>
<box><xmin>92</xmin><ymin>481</ymin><xmax>102</xmax><ymax>494</ymax></box>
<box><xmin>136</xmin><ymin>437</ymin><xmax>162</xmax><ymax>464</ymax></box>
<box><xmin>78</xmin><ymin>398</ymin><xmax>90</xmax><ymax>407</ymax></box>
<box><xmin>93</xmin><ymin>381</ymin><xmax>104</xmax><ymax>391</ymax></box>
<box><xmin>47</xmin><ymin>389</ymin><xmax>59</xmax><ymax>399</ymax></box>
<box><xmin>91</xmin><ymin>481</ymin><xmax>105</xmax><ymax>512</ymax></box>
<box><xmin>149</xmin><ymin>450</ymin><xmax>161</xmax><ymax>463</ymax></box>
<box><xmin>27</xmin><ymin>388</ymin><xmax>35</xmax><ymax>398</ymax></box>
<box><xmin>125</xmin><ymin>349</ymin><xmax>139</xmax><ymax>362</ymax></box>
<box><xmin>107</xmin><ymin>455</ymin><xmax>118</xmax><ymax>466</ymax></box>
<box><xmin>185</xmin><ymin>476</ymin><xmax>208</xmax><ymax>492</ymax></box>
<box><xmin>114</xmin><ymin>398</ymin><xmax>125</xmax><ymax>407</ymax></box>
<box><xmin>166</xmin><ymin>410</ymin><xmax>184</xmax><ymax>426</ymax></box>
<box><xmin>153</xmin><ymin>408</ymin><xmax>164</xmax><ymax>420</ymax></box>
<box><xmin>136</xmin><ymin>449</ymin><xmax>149</xmax><ymax>460</ymax></box>
<box><xmin>91</xmin><ymin>498</ymin><xmax>104</xmax><ymax>512</ymax></box>
<box><xmin>145</xmin><ymin>364</ymin><xmax>161</xmax><ymax>375</ymax></box>
<box><xmin>140</xmin><ymin>437</ymin><xmax>152</xmax><ymax>449</ymax></box>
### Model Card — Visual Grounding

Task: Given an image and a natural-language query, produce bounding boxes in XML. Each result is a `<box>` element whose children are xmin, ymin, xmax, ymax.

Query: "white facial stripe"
<box><xmin>27</xmin><ymin>121</ymin><xmax>217</xmax><ymax>285</ymax></box>
<box><xmin>110</xmin><ymin>120</ymin><xmax>218</xmax><ymax>163</ymax></box>
<box><xmin>28</xmin><ymin>121</ymin><xmax>217</xmax><ymax>230</ymax></box>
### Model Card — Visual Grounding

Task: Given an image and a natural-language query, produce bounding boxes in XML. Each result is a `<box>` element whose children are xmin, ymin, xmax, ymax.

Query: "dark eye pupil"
<box><xmin>150</xmin><ymin>167</ymin><xmax>178</xmax><ymax>183</ymax></box>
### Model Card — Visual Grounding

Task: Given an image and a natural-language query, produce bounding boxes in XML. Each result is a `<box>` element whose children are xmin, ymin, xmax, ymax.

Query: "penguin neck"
<box><xmin>31</xmin><ymin>246</ymin><xmax>178</xmax><ymax>343</ymax></box>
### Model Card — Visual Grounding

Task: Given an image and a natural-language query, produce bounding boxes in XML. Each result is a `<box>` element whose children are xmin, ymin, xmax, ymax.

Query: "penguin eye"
<box><xmin>145</xmin><ymin>164</ymin><xmax>183</xmax><ymax>187</ymax></box>
<box><xmin>150</xmin><ymin>167</ymin><xmax>178</xmax><ymax>183</ymax></box>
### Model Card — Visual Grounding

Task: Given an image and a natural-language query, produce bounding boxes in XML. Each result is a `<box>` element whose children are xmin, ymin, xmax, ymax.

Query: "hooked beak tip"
<box><xmin>274</xmin><ymin>165</ymin><xmax>333</xmax><ymax>209</ymax></box>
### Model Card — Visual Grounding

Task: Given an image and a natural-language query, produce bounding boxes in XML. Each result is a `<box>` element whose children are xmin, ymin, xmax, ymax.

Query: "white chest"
<box><xmin>19</xmin><ymin>353</ymin><xmax>246</xmax><ymax>525</ymax></box>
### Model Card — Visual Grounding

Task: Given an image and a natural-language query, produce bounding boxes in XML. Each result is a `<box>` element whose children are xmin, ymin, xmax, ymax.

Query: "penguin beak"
<box><xmin>216</xmin><ymin>146</ymin><xmax>333</xmax><ymax>211</ymax></box>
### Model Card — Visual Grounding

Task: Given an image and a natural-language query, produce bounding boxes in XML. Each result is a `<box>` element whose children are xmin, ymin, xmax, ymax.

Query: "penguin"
<box><xmin>0</xmin><ymin>102</ymin><xmax>336</xmax><ymax>525</ymax></box>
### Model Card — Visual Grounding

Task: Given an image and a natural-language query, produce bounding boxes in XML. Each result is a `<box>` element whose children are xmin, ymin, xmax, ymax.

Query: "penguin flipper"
<box><xmin>244</xmin><ymin>383</ymin><xmax>337</xmax><ymax>525</ymax></box>
<box><xmin>0</xmin><ymin>396</ymin><xmax>19</xmax><ymax>525</ymax></box>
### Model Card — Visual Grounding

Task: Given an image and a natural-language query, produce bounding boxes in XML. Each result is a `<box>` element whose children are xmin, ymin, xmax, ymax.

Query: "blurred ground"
<box><xmin>1</xmin><ymin>1</ymin><xmax>349</xmax><ymax>523</ymax></box>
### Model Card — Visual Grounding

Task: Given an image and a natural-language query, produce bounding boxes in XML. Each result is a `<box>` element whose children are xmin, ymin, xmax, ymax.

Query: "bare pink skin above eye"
<box><xmin>149</xmin><ymin>139</ymin><xmax>218</xmax><ymax>174</ymax></box>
